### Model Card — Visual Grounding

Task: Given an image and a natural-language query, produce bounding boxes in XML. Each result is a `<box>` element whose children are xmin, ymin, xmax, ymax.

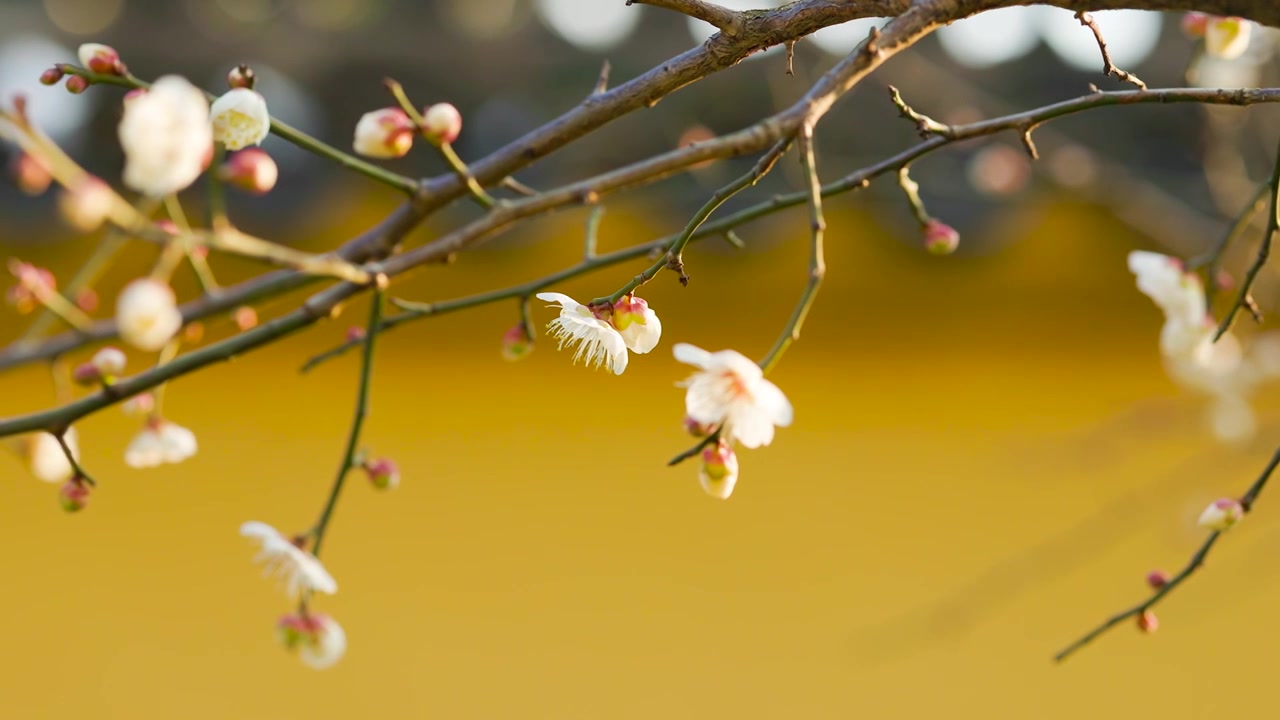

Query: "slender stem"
<box><xmin>58</xmin><ymin>67</ymin><xmax>419</xmax><ymax>194</ymax></box>
<box><xmin>760</xmin><ymin>125</ymin><xmax>825</xmax><ymax>375</ymax></box>
<box><xmin>1054</xmin><ymin>444</ymin><xmax>1280</xmax><ymax>662</ymax></box>
<box><xmin>589</xmin><ymin>137</ymin><xmax>793</xmax><ymax>306</ymax></box>
<box><xmin>1188</xmin><ymin>181</ymin><xmax>1270</xmax><ymax>307</ymax></box>
<box><xmin>310</xmin><ymin>289</ymin><xmax>383</xmax><ymax>559</ymax></box>
<box><xmin>667</xmin><ymin>432</ymin><xmax>721</xmax><ymax>466</ymax></box>
<box><xmin>164</xmin><ymin>195</ymin><xmax>220</xmax><ymax>293</ymax></box>
<box><xmin>33</xmin><ymin>286</ymin><xmax>94</xmax><ymax>331</ymax></box>
<box><xmin>438</xmin><ymin>142</ymin><xmax>496</xmax><ymax>208</ymax></box>
<box><xmin>584</xmin><ymin>205</ymin><xmax>606</xmax><ymax>259</ymax></box>
<box><xmin>897</xmin><ymin>166</ymin><xmax>931</xmax><ymax>226</ymax></box>
<box><xmin>54</xmin><ymin>430</ymin><xmax>95</xmax><ymax>487</ymax></box>
<box><xmin>208</xmin><ymin>144</ymin><xmax>230</xmax><ymax>232</ymax></box>
<box><xmin>1214</xmin><ymin>134</ymin><xmax>1280</xmax><ymax>340</ymax></box>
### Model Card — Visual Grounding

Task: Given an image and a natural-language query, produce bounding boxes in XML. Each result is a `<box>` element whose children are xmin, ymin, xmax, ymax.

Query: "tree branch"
<box><xmin>1214</xmin><ymin>133</ymin><xmax>1280</xmax><ymax>340</ymax></box>
<box><xmin>626</xmin><ymin>0</ymin><xmax>742</xmax><ymax>33</ymax></box>
<box><xmin>1074</xmin><ymin>11</ymin><xmax>1148</xmax><ymax>90</ymax></box>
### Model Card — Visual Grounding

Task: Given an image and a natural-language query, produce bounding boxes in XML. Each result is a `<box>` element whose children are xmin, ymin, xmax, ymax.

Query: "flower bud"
<box><xmin>1137</xmin><ymin>610</ymin><xmax>1158</xmax><ymax>633</ymax></box>
<box><xmin>233</xmin><ymin>305</ymin><xmax>258</xmax><ymax>331</ymax></box>
<box><xmin>10</xmin><ymin>152</ymin><xmax>52</xmax><ymax>196</ymax></box>
<box><xmin>1205</xmin><ymin>17</ymin><xmax>1251</xmax><ymax>60</ymax></box>
<box><xmin>64</xmin><ymin>75</ymin><xmax>89</xmax><ymax>94</ymax></box>
<box><xmin>1198</xmin><ymin>497</ymin><xmax>1245</xmax><ymax>531</ymax></box>
<box><xmin>210</xmin><ymin>88</ymin><xmax>270</xmax><ymax>151</ymax></box>
<box><xmin>116</xmin><ymin>278</ymin><xmax>182</xmax><ymax>352</ymax></box>
<box><xmin>353</xmin><ymin>108</ymin><xmax>414</xmax><ymax>158</ymax></box>
<box><xmin>59</xmin><ymin>478</ymin><xmax>90</xmax><ymax>512</ymax></box>
<box><xmin>501</xmin><ymin>323</ymin><xmax>533</xmax><ymax>361</ymax></box>
<box><xmin>72</xmin><ymin>362</ymin><xmax>101</xmax><ymax>386</ymax></box>
<box><xmin>422</xmin><ymin>102</ymin><xmax>462</xmax><ymax>145</ymax></box>
<box><xmin>1145</xmin><ymin>570</ymin><xmax>1169</xmax><ymax>590</ymax></box>
<box><xmin>183</xmin><ymin>321</ymin><xmax>205</xmax><ymax>344</ymax></box>
<box><xmin>6</xmin><ymin>260</ymin><xmax>55</xmax><ymax>314</ymax></box>
<box><xmin>683</xmin><ymin>416</ymin><xmax>715</xmax><ymax>437</ymax></box>
<box><xmin>1181</xmin><ymin>12</ymin><xmax>1208</xmax><ymax>38</ymax></box>
<box><xmin>345</xmin><ymin>326</ymin><xmax>366</xmax><ymax>344</ymax></box>
<box><xmin>227</xmin><ymin>64</ymin><xmax>256</xmax><ymax>90</ymax></box>
<box><xmin>698</xmin><ymin>441</ymin><xmax>739</xmax><ymax>500</ymax></box>
<box><xmin>77</xmin><ymin>43</ymin><xmax>125</xmax><ymax>76</ymax></box>
<box><xmin>218</xmin><ymin>147</ymin><xmax>277</xmax><ymax>194</ymax></box>
<box><xmin>91</xmin><ymin>346</ymin><xmax>127</xmax><ymax>378</ymax></box>
<box><xmin>121</xmin><ymin>392</ymin><xmax>155</xmax><ymax>417</ymax></box>
<box><xmin>58</xmin><ymin>176</ymin><xmax>115</xmax><ymax>233</ymax></box>
<box><xmin>923</xmin><ymin>219</ymin><xmax>959</xmax><ymax>256</ymax></box>
<box><xmin>39</xmin><ymin>67</ymin><xmax>65</xmax><ymax>86</ymax></box>
<box><xmin>276</xmin><ymin>613</ymin><xmax>346</xmax><ymax>670</ymax></box>
<box><xmin>364</xmin><ymin>457</ymin><xmax>400</xmax><ymax>490</ymax></box>
<box><xmin>75</xmin><ymin>288</ymin><xmax>99</xmax><ymax>313</ymax></box>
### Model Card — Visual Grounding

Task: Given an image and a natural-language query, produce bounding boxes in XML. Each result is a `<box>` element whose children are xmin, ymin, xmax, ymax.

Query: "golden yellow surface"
<box><xmin>1</xmin><ymin>198</ymin><xmax>1276</xmax><ymax>718</ymax></box>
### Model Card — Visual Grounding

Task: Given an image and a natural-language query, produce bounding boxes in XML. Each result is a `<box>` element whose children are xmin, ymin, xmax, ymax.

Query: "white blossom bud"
<box><xmin>422</xmin><ymin>102</ymin><xmax>462</xmax><ymax>145</ymax></box>
<box><xmin>210</xmin><ymin>88</ymin><xmax>270</xmax><ymax>150</ymax></box>
<box><xmin>116</xmin><ymin>278</ymin><xmax>182</xmax><ymax>352</ymax></box>
<box><xmin>353</xmin><ymin>108</ymin><xmax>414</xmax><ymax>158</ymax></box>
<box><xmin>118</xmin><ymin>76</ymin><xmax>212</xmax><ymax>196</ymax></box>
<box><xmin>1198</xmin><ymin>498</ymin><xmax>1245</xmax><ymax>531</ymax></box>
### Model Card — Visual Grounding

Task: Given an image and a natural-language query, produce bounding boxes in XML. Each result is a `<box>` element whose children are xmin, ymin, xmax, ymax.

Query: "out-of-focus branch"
<box><xmin>626</xmin><ymin>0</ymin><xmax>742</xmax><ymax>33</ymax></box>
<box><xmin>1054</xmin><ymin>445</ymin><xmax>1280</xmax><ymax>663</ymax></box>
<box><xmin>1188</xmin><ymin>181</ymin><xmax>1270</xmax><ymax>306</ymax></box>
<box><xmin>1214</xmin><ymin>135</ymin><xmax>1280</xmax><ymax>340</ymax></box>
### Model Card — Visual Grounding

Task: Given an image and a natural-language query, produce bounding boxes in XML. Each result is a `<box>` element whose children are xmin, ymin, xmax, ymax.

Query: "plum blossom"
<box><xmin>353</xmin><ymin>108</ymin><xmax>414</xmax><ymax>158</ymax></box>
<box><xmin>612</xmin><ymin>295</ymin><xmax>662</xmax><ymax>354</ymax></box>
<box><xmin>1198</xmin><ymin>498</ymin><xmax>1245</xmax><ymax>531</ymax></box>
<box><xmin>536</xmin><ymin>292</ymin><xmax>629</xmax><ymax>374</ymax></box>
<box><xmin>117</xmin><ymin>75</ymin><xmax>212</xmax><ymax>196</ymax></box>
<box><xmin>210</xmin><ymin>88</ymin><xmax>270</xmax><ymax>150</ymax></box>
<box><xmin>240</xmin><ymin>521</ymin><xmax>338</xmax><ymax>598</ymax></box>
<box><xmin>24</xmin><ymin>428</ymin><xmax>78</xmax><ymax>483</ymax></box>
<box><xmin>277</xmin><ymin>613</ymin><xmax>347</xmax><ymax>670</ymax></box>
<box><xmin>673</xmin><ymin>343</ymin><xmax>792</xmax><ymax>449</ymax></box>
<box><xmin>698</xmin><ymin>442</ymin><xmax>739</xmax><ymax>500</ymax></box>
<box><xmin>116</xmin><ymin>278</ymin><xmax>183</xmax><ymax>352</ymax></box>
<box><xmin>124</xmin><ymin>419</ymin><xmax>197</xmax><ymax>468</ymax></box>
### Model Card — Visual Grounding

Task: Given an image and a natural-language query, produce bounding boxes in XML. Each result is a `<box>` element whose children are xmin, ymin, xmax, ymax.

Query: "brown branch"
<box><xmin>1054</xmin><ymin>445</ymin><xmax>1280</xmax><ymax>662</ymax></box>
<box><xmin>626</xmin><ymin>0</ymin><xmax>742</xmax><ymax>33</ymax></box>
<box><xmin>1074</xmin><ymin>11</ymin><xmax>1148</xmax><ymax>89</ymax></box>
<box><xmin>1214</xmin><ymin>133</ymin><xmax>1280</xmax><ymax>340</ymax></box>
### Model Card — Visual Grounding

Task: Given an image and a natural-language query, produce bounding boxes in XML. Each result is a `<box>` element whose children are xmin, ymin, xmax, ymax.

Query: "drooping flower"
<box><xmin>698</xmin><ymin>441</ymin><xmax>739</xmax><ymax>499</ymax></box>
<box><xmin>1198</xmin><ymin>498</ymin><xmax>1245</xmax><ymax>531</ymax></box>
<box><xmin>118</xmin><ymin>75</ymin><xmax>212</xmax><ymax>196</ymax></box>
<box><xmin>116</xmin><ymin>278</ymin><xmax>183</xmax><ymax>352</ymax></box>
<box><xmin>1205</xmin><ymin>17</ymin><xmax>1251</xmax><ymax>60</ymax></box>
<box><xmin>277</xmin><ymin>613</ymin><xmax>347</xmax><ymax>670</ymax></box>
<box><xmin>612</xmin><ymin>294</ymin><xmax>662</xmax><ymax>354</ymax></box>
<box><xmin>124</xmin><ymin>418</ymin><xmax>197</xmax><ymax>468</ymax></box>
<box><xmin>210</xmin><ymin>88</ymin><xmax>270</xmax><ymax>150</ymax></box>
<box><xmin>24</xmin><ymin>428</ymin><xmax>77</xmax><ymax>483</ymax></box>
<box><xmin>923</xmin><ymin>219</ymin><xmax>960</xmax><ymax>256</ymax></box>
<box><xmin>59</xmin><ymin>478</ymin><xmax>90</xmax><ymax>512</ymax></box>
<box><xmin>673</xmin><ymin>343</ymin><xmax>792</xmax><ymax>449</ymax></box>
<box><xmin>535</xmin><ymin>292</ymin><xmax>629</xmax><ymax>375</ymax></box>
<box><xmin>240</xmin><ymin>521</ymin><xmax>338</xmax><ymax>598</ymax></box>
<box><xmin>352</xmin><ymin>108</ymin><xmax>414</xmax><ymax>158</ymax></box>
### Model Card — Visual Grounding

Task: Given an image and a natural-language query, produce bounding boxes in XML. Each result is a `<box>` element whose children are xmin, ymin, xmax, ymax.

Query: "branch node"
<box><xmin>1074</xmin><ymin>12</ymin><xmax>1148</xmax><ymax>90</ymax></box>
<box><xmin>888</xmin><ymin>85</ymin><xmax>951</xmax><ymax>138</ymax></box>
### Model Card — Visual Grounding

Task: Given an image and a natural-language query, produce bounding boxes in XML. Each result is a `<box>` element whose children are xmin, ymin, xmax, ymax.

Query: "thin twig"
<box><xmin>584</xmin><ymin>206</ymin><xmax>606</xmax><ymax>259</ymax></box>
<box><xmin>438</xmin><ymin>142</ymin><xmax>497</xmax><ymax>208</ymax></box>
<box><xmin>1074</xmin><ymin>11</ymin><xmax>1148</xmax><ymax>90</ymax></box>
<box><xmin>625</xmin><ymin>0</ymin><xmax>741</xmax><ymax>33</ymax></box>
<box><xmin>1214</xmin><ymin>134</ymin><xmax>1280</xmax><ymax>340</ymax></box>
<box><xmin>54</xmin><ymin>430</ymin><xmax>95</xmax><ymax>487</ymax></box>
<box><xmin>594</xmin><ymin>60</ymin><xmax>612</xmax><ymax>95</ymax></box>
<box><xmin>1187</xmin><ymin>181</ymin><xmax>1270</xmax><ymax>305</ymax></box>
<box><xmin>1054</xmin><ymin>445</ymin><xmax>1280</xmax><ymax>662</ymax></box>
<box><xmin>897</xmin><ymin>166</ymin><xmax>931</xmax><ymax>226</ymax></box>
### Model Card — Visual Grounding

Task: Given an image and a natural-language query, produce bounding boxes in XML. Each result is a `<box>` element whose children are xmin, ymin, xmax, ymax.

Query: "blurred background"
<box><xmin>3</xmin><ymin>0</ymin><xmax>1280</xmax><ymax>718</ymax></box>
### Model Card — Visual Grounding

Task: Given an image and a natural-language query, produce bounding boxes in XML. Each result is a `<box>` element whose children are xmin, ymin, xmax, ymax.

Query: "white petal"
<box><xmin>751</xmin><ymin>378</ymin><xmax>793</xmax><ymax>428</ymax></box>
<box><xmin>673</xmin><ymin>342</ymin><xmax>713</xmax><ymax>369</ymax></box>
<box><xmin>706</xmin><ymin>349</ymin><xmax>763</xmax><ymax>382</ymax></box>
<box><xmin>535</xmin><ymin>292</ymin><xmax>581</xmax><ymax>310</ymax></box>
<box><xmin>239</xmin><ymin>521</ymin><xmax>279</xmax><ymax>540</ymax></box>
<box><xmin>124</xmin><ymin>429</ymin><xmax>165</xmax><ymax>469</ymax></box>
<box><xmin>27</xmin><ymin>430</ymin><xmax>76</xmax><ymax>483</ymax></box>
<box><xmin>725</xmin><ymin>403</ymin><xmax>777</xmax><ymax>449</ymax></box>
<box><xmin>619</xmin><ymin>308</ymin><xmax>662</xmax><ymax>354</ymax></box>
<box><xmin>299</xmin><ymin>616</ymin><xmax>347</xmax><ymax>670</ymax></box>
<box><xmin>682</xmin><ymin>371</ymin><xmax>732</xmax><ymax>424</ymax></box>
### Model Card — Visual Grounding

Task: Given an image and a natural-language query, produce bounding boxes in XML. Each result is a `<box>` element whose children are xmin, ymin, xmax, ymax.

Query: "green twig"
<box><xmin>583</xmin><ymin>205</ymin><xmax>606</xmax><ymax>259</ymax></box>
<box><xmin>54</xmin><ymin>430</ymin><xmax>96</xmax><ymax>487</ymax></box>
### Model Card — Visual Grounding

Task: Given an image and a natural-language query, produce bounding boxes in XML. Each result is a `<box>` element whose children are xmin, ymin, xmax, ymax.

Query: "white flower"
<box><xmin>353</xmin><ymin>108</ymin><xmax>414</xmax><ymax>158</ymax></box>
<box><xmin>116</xmin><ymin>278</ymin><xmax>182</xmax><ymax>352</ymax></box>
<box><xmin>124</xmin><ymin>420</ymin><xmax>197</xmax><ymax>468</ymax></box>
<box><xmin>118</xmin><ymin>75</ymin><xmax>212</xmax><ymax>196</ymax></box>
<box><xmin>613</xmin><ymin>295</ymin><xmax>662</xmax><ymax>354</ymax></box>
<box><xmin>278</xmin><ymin>613</ymin><xmax>347</xmax><ymax>670</ymax></box>
<box><xmin>698</xmin><ymin>442</ymin><xmax>739</xmax><ymax>500</ymax></box>
<box><xmin>1127</xmin><ymin>251</ymin><xmax>1205</xmax><ymax>328</ymax></box>
<box><xmin>673</xmin><ymin>343</ymin><xmax>792</xmax><ymax>449</ymax></box>
<box><xmin>1198</xmin><ymin>498</ymin><xmax>1244</xmax><ymax>531</ymax></box>
<box><xmin>240</xmin><ymin>521</ymin><xmax>338</xmax><ymax>598</ymax></box>
<box><xmin>25</xmin><ymin>428</ymin><xmax>77</xmax><ymax>483</ymax></box>
<box><xmin>1205</xmin><ymin>17</ymin><xmax>1251</xmax><ymax>60</ymax></box>
<box><xmin>210</xmin><ymin>88</ymin><xmax>270</xmax><ymax>150</ymax></box>
<box><xmin>536</xmin><ymin>292</ymin><xmax>629</xmax><ymax>374</ymax></box>
<box><xmin>91</xmin><ymin>346</ymin><xmax>127</xmax><ymax>377</ymax></box>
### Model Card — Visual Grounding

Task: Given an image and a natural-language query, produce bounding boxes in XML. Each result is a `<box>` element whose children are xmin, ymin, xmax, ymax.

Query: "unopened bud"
<box><xmin>1145</xmin><ymin>570</ymin><xmax>1169</xmax><ymax>590</ymax></box>
<box><xmin>72</xmin><ymin>362</ymin><xmax>101</xmax><ymax>386</ymax></box>
<box><xmin>64</xmin><ymin>75</ymin><xmax>89</xmax><ymax>94</ymax></box>
<box><xmin>1205</xmin><ymin>16</ymin><xmax>1251</xmax><ymax>60</ymax></box>
<box><xmin>683</xmin><ymin>416</ymin><xmax>715</xmax><ymax>437</ymax></box>
<box><xmin>1181</xmin><ymin>12</ymin><xmax>1208</xmax><ymax>38</ymax></box>
<box><xmin>218</xmin><ymin>147</ymin><xmax>277</xmax><ymax>195</ymax></box>
<box><xmin>364</xmin><ymin>457</ymin><xmax>400</xmax><ymax>490</ymax></box>
<box><xmin>227</xmin><ymin>64</ymin><xmax>256</xmax><ymax>90</ymax></box>
<box><xmin>923</xmin><ymin>219</ymin><xmax>959</xmax><ymax>256</ymax></box>
<box><xmin>276</xmin><ymin>612</ymin><xmax>346</xmax><ymax>670</ymax></box>
<box><xmin>6</xmin><ymin>260</ymin><xmax>56</xmax><ymax>314</ymax></box>
<box><xmin>501</xmin><ymin>323</ymin><xmax>533</xmax><ymax>361</ymax></box>
<box><xmin>10</xmin><ymin>152</ymin><xmax>52</xmax><ymax>195</ymax></box>
<box><xmin>183</xmin><ymin>322</ymin><xmax>205</xmax><ymax>344</ymax></box>
<box><xmin>75</xmin><ymin>287</ymin><xmax>99</xmax><ymax>313</ymax></box>
<box><xmin>91</xmin><ymin>346</ymin><xmax>127</xmax><ymax>378</ymax></box>
<box><xmin>39</xmin><ymin>67</ymin><xmax>65</xmax><ymax>86</ymax></box>
<box><xmin>698</xmin><ymin>441</ymin><xmax>739</xmax><ymax>500</ymax></box>
<box><xmin>422</xmin><ymin>102</ymin><xmax>462</xmax><ymax>145</ymax></box>
<box><xmin>77</xmin><ymin>43</ymin><xmax>126</xmax><ymax>76</ymax></box>
<box><xmin>353</xmin><ymin>108</ymin><xmax>414</xmax><ymax>159</ymax></box>
<box><xmin>1136</xmin><ymin>610</ymin><xmax>1158</xmax><ymax>633</ymax></box>
<box><xmin>344</xmin><ymin>326</ymin><xmax>366</xmax><ymax>344</ymax></box>
<box><xmin>58</xmin><ymin>176</ymin><xmax>114</xmax><ymax>232</ymax></box>
<box><xmin>59</xmin><ymin>478</ymin><xmax>90</xmax><ymax>513</ymax></box>
<box><xmin>233</xmin><ymin>305</ymin><xmax>258</xmax><ymax>331</ymax></box>
<box><xmin>1198</xmin><ymin>497</ymin><xmax>1245</xmax><ymax>531</ymax></box>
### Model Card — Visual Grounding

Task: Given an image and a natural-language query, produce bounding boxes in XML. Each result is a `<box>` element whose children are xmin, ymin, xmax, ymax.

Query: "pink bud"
<box><xmin>1198</xmin><ymin>497</ymin><xmax>1245</xmax><ymax>531</ymax></box>
<box><xmin>683</xmin><ymin>416</ymin><xmax>715</xmax><ymax>437</ymax></box>
<box><xmin>611</xmin><ymin>295</ymin><xmax>649</xmax><ymax>332</ymax></box>
<box><xmin>58</xmin><ymin>176</ymin><xmax>114</xmax><ymax>232</ymax></box>
<box><xmin>75</xmin><ymin>288</ymin><xmax>99</xmax><ymax>313</ymax></box>
<box><xmin>6</xmin><ymin>260</ymin><xmax>56</xmax><ymax>314</ymax></box>
<box><xmin>353</xmin><ymin>108</ymin><xmax>415</xmax><ymax>159</ymax></box>
<box><xmin>77</xmin><ymin>44</ymin><xmax>125</xmax><ymax>76</ymax></box>
<box><xmin>364</xmin><ymin>457</ymin><xmax>400</xmax><ymax>490</ymax></box>
<box><xmin>39</xmin><ymin>67</ymin><xmax>65</xmax><ymax>86</ymax></box>
<box><xmin>1145</xmin><ymin>570</ymin><xmax>1169</xmax><ymax>590</ymax></box>
<box><xmin>9</xmin><ymin>152</ymin><xmax>52</xmax><ymax>196</ymax></box>
<box><xmin>501</xmin><ymin>323</ymin><xmax>533</xmax><ymax>361</ymax></box>
<box><xmin>699</xmin><ymin>441</ymin><xmax>740</xmax><ymax>500</ymax></box>
<box><xmin>72</xmin><ymin>362</ymin><xmax>101</xmax><ymax>386</ymax></box>
<box><xmin>422</xmin><ymin>102</ymin><xmax>462</xmax><ymax>145</ymax></box>
<box><xmin>218</xmin><ymin>148</ymin><xmax>278</xmax><ymax>195</ymax></box>
<box><xmin>1181</xmin><ymin>12</ymin><xmax>1208</xmax><ymax>38</ymax></box>
<box><xmin>344</xmin><ymin>326</ymin><xmax>366</xmax><ymax>344</ymax></box>
<box><xmin>233</xmin><ymin>305</ymin><xmax>258</xmax><ymax>331</ymax></box>
<box><xmin>227</xmin><ymin>64</ymin><xmax>256</xmax><ymax>90</ymax></box>
<box><xmin>64</xmin><ymin>75</ymin><xmax>89</xmax><ymax>94</ymax></box>
<box><xmin>923</xmin><ymin>219</ymin><xmax>959</xmax><ymax>256</ymax></box>
<box><xmin>59</xmin><ymin>478</ymin><xmax>90</xmax><ymax>512</ymax></box>
<box><xmin>1137</xmin><ymin>610</ymin><xmax>1158</xmax><ymax>633</ymax></box>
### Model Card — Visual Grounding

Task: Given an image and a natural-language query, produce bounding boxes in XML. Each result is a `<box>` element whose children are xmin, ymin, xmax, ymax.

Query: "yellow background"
<box><xmin>1</xmin><ymin>193</ymin><xmax>1277</xmax><ymax>719</ymax></box>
